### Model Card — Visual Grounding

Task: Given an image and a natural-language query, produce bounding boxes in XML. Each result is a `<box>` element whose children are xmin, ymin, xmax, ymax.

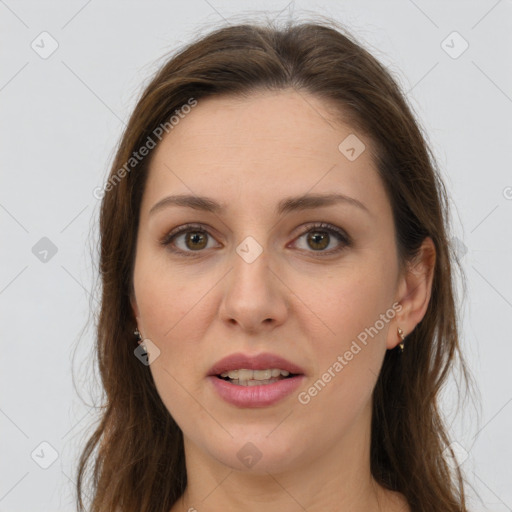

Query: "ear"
<box><xmin>387</xmin><ymin>236</ymin><xmax>436</xmax><ymax>350</ymax></box>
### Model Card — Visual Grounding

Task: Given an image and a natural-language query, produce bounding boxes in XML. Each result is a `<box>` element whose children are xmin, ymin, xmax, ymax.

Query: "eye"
<box><xmin>291</xmin><ymin>222</ymin><xmax>351</xmax><ymax>255</ymax></box>
<box><xmin>160</xmin><ymin>223</ymin><xmax>220</xmax><ymax>257</ymax></box>
<box><xmin>160</xmin><ymin>222</ymin><xmax>351</xmax><ymax>257</ymax></box>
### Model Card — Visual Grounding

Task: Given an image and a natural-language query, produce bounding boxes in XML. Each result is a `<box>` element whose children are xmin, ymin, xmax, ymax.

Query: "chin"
<box><xmin>204</xmin><ymin>432</ymin><xmax>306</xmax><ymax>475</ymax></box>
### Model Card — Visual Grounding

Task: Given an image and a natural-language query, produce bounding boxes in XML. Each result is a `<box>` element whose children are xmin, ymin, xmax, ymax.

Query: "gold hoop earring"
<box><xmin>397</xmin><ymin>327</ymin><xmax>405</xmax><ymax>352</ymax></box>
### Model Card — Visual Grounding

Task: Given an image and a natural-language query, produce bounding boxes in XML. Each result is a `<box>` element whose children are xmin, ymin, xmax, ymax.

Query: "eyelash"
<box><xmin>159</xmin><ymin>222</ymin><xmax>352</xmax><ymax>258</ymax></box>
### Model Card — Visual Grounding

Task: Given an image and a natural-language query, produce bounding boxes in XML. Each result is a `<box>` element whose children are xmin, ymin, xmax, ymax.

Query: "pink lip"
<box><xmin>207</xmin><ymin>352</ymin><xmax>306</xmax><ymax>408</ymax></box>
<box><xmin>208</xmin><ymin>374</ymin><xmax>306</xmax><ymax>408</ymax></box>
<box><xmin>207</xmin><ymin>352</ymin><xmax>306</xmax><ymax>376</ymax></box>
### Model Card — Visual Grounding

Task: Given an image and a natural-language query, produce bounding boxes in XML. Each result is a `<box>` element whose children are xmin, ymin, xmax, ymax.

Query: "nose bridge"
<box><xmin>227</xmin><ymin>201</ymin><xmax>288</xmax><ymax>284</ymax></box>
<box><xmin>226</xmin><ymin>202</ymin><xmax>276</xmax><ymax>267</ymax></box>
<box><xmin>230</xmin><ymin>233</ymin><xmax>274</xmax><ymax>296</ymax></box>
<box><xmin>218</xmin><ymin>229</ymin><xmax>287</xmax><ymax>330</ymax></box>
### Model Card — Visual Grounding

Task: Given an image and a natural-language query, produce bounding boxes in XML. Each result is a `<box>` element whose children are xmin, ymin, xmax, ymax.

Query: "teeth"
<box><xmin>219</xmin><ymin>368</ymin><xmax>291</xmax><ymax>380</ymax></box>
<box><xmin>237</xmin><ymin>378</ymin><xmax>279</xmax><ymax>386</ymax></box>
<box><xmin>239</xmin><ymin>369</ymin><xmax>254</xmax><ymax>381</ymax></box>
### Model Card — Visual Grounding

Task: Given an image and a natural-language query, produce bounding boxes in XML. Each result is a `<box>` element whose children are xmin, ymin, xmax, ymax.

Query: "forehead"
<box><xmin>141</xmin><ymin>90</ymin><xmax>388</xmax><ymax>220</ymax></box>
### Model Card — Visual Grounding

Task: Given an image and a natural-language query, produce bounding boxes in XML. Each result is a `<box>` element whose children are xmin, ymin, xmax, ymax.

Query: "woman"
<box><xmin>77</xmin><ymin>18</ymin><xmax>477</xmax><ymax>512</ymax></box>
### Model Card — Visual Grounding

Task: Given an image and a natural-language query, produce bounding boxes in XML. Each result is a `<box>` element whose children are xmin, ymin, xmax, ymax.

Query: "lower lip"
<box><xmin>208</xmin><ymin>375</ymin><xmax>306</xmax><ymax>408</ymax></box>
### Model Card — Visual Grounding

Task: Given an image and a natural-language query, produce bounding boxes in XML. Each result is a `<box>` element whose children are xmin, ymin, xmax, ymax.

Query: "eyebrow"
<box><xmin>149</xmin><ymin>192</ymin><xmax>370</xmax><ymax>217</ymax></box>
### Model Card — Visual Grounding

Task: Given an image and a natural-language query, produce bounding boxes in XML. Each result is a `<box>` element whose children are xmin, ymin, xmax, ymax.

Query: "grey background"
<box><xmin>1</xmin><ymin>1</ymin><xmax>511</xmax><ymax>511</ymax></box>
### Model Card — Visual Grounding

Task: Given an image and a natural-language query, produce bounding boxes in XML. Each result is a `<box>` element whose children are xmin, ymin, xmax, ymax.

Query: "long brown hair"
<box><xmin>77</xmin><ymin>17</ymin><xmax>480</xmax><ymax>512</ymax></box>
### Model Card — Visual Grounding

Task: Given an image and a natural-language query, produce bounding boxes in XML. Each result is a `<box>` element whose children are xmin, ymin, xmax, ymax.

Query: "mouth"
<box><xmin>208</xmin><ymin>351</ymin><xmax>306</xmax><ymax>378</ymax></box>
<box><xmin>215</xmin><ymin>368</ymin><xmax>299</xmax><ymax>386</ymax></box>
<box><xmin>207</xmin><ymin>352</ymin><xmax>306</xmax><ymax>408</ymax></box>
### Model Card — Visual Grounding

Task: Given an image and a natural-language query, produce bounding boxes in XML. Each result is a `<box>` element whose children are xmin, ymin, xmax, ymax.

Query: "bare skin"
<box><xmin>130</xmin><ymin>89</ymin><xmax>434</xmax><ymax>512</ymax></box>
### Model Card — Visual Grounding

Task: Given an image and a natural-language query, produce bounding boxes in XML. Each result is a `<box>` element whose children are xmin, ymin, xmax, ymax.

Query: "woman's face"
<box><xmin>131</xmin><ymin>89</ymin><xmax>404</xmax><ymax>474</ymax></box>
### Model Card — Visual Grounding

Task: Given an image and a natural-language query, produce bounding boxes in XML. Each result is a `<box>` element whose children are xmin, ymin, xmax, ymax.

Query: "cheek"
<box><xmin>294</xmin><ymin>272</ymin><xmax>392</xmax><ymax>433</ymax></box>
<box><xmin>136</xmin><ymin>277</ymin><xmax>208</xmax><ymax>428</ymax></box>
<box><xmin>295</xmin><ymin>254</ymin><xmax>396</xmax><ymax>394</ymax></box>
<box><xmin>133</xmin><ymin>246</ymin><xmax>209</xmax><ymax>340</ymax></box>
<box><xmin>132</xmin><ymin>253</ymin><xmax>215</xmax><ymax>400</ymax></box>
<box><xmin>302</xmin><ymin>257</ymin><xmax>395</xmax><ymax>344</ymax></box>
<box><xmin>135</xmin><ymin>276</ymin><xmax>208</xmax><ymax>378</ymax></box>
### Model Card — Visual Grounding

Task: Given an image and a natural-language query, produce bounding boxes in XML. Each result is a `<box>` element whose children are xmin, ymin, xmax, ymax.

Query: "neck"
<box><xmin>172</xmin><ymin>402</ymin><xmax>401</xmax><ymax>512</ymax></box>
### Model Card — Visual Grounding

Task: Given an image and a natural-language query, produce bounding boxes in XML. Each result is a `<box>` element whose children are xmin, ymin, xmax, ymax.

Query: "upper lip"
<box><xmin>208</xmin><ymin>352</ymin><xmax>306</xmax><ymax>376</ymax></box>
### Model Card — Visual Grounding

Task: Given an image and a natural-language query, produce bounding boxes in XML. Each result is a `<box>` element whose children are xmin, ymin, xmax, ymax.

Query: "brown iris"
<box><xmin>307</xmin><ymin>230</ymin><xmax>330</xmax><ymax>251</ymax></box>
<box><xmin>185</xmin><ymin>231</ymin><xmax>208</xmax><ymax>250</ymax></box>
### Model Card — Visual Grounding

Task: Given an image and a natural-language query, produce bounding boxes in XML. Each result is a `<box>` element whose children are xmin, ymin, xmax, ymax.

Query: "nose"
<box><xmin>218</xmin><ymin>244</ymin><xmax>288</xmax><ymax>334</ymax></box>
